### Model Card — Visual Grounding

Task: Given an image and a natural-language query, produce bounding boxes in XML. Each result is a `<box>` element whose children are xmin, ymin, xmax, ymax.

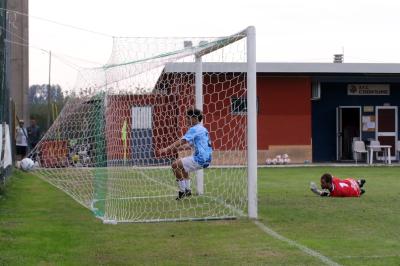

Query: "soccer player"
<box><xmin>157</xmin><ymin>108</ymin><xmax>212</xmax><ymax>200</ymax></box>
<box><xmin>310</xmin><ymin>173</ymin><xmax>366</xmax><ymax>197</ymax></box>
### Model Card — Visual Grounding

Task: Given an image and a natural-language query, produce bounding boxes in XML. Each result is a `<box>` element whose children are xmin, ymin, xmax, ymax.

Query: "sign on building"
<box><xmin>347</xmin><ymin>84</ymin><xmax>390</xmax><ymax>95</ymax></box>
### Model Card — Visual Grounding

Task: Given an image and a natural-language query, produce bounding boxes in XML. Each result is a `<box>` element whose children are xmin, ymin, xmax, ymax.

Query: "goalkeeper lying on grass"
<box><xmin>310</xmin><ymin>173</ymin><xmax>366</xmax><ymax>197</ymax></box>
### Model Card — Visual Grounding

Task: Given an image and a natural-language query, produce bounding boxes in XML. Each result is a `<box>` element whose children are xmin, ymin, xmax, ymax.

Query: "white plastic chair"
<box><xmin>353</xmin><ymin>140</ymin><xmax>368</xmax><ymax>164</ymax></box>
<box><xmin>369</xmin><ymin>140</ymin><xmax>387</xmax><ymax>163</ymax></box>
<box><xmin>397</xmin><ymin>141</ymin><xmax>400</xmax><ymax>161</ymax></box>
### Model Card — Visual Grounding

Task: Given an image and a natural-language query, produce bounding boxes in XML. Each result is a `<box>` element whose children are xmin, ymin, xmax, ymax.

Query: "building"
<box><xmin>255</xmin><ymin>62</ymin><xmax>400</xmax><ymax>163</ymax></box>
<box><xmin>39</xmin><ymin>62</ymin><xmax>400</xmax><ymax>166</ymax></box>
<box><xmin>158</xmin><ymin>62</ymin><xmax>400</xmax><ymax>163</ymax></box>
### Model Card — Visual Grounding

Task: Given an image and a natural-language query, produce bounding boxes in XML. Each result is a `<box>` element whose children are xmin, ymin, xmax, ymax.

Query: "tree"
<box><xmin>28</xmin><ymin>84</ymin><xmax>66</xmax><ymax>133</ymax></box>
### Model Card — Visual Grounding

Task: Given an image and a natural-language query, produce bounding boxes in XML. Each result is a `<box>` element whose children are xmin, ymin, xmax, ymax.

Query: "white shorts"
<box><xmin>181</xmin><ymin>156</ymin><xmax>202</xmax><ymax>173</ymax></box>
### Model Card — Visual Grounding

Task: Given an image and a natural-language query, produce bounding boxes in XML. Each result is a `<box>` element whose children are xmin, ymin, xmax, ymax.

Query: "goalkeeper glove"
<box><xmin>310</xmin><ymin>182</ymin><xmax>331</xmax><ymax>197</ymax></box>
<box><xmin>310</xmin><ymin>181</ymin><xmax>321</xmax><ymax>196</ymax></box>
<box><xmin>310</xmin><ymin>182</ymin><xmax>330</xmax><ymax>196</ymax></box>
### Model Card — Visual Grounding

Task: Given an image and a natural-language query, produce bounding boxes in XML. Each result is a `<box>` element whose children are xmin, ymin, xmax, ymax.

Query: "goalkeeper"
<box><xmin>310</xmin><ymin>173</ymin><xmax>366</xmax><ymax>197</ymax></box>
<box><xmin>157</xmin><ymin>108</ymin><xmax>212</xmax><ymax>200</ymax></box>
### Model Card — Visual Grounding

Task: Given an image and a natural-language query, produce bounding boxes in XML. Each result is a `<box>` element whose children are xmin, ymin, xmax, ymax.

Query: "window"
<box><xmin>312</xmin><ymin>82</ymin><xmax>321</xmax><ymax>100</ymax></box>
<box><xmin>231</xmin><ymin>97</ymin><xmax>247</xmax><ymax>114</ymax></box>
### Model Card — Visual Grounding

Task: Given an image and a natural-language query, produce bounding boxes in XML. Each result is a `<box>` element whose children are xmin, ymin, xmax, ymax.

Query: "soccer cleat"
<box><xmin>175</xmin><ymin>189</ymin><xmax>192</xmax><ymax>200</ymax></box>
<box><xmin>360</xmin><ymin>189</ymin><xmax>366</xmax><ymax>195</ymax></box>
<box><xmin>184</xmin><ymin>189</ymin><xmax>192</xmax><ymax>197</ymax></box>
<box><xmin>176</xmin><ymin>191</ymin><xmax>185</xmax><ymax>200</ymax></box>
<box><xmin>358</xmin><ymin>179</ymin><xmax>366</xmax><ymax>188</ymax></box>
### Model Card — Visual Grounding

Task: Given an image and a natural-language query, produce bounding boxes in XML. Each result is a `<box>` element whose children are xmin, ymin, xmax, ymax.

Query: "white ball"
<box><xmin>20</xmin><ymin>158</ymin><xmax>35</xmax><ymax>171</ymax></box>
<box><xmin>271</xmin><ymin>158</ymin><xmax>277</xmax><ymax>165</ymax></box>
<box><xmin>265</xmin><ymin>158</ymin><xmax>272</xmax><ymax>165</ymax></box>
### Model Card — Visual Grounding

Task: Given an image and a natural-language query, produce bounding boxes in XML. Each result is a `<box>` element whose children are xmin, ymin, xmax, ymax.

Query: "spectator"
<box><xmin>15</xmin><ymin>120</ymin><xmax>28</xmax><ymax>160</ymax></box>
<box><xmin>27</xmin><ymin>118</ymin><xmax>41</xmax><ymax>150</ymax></box>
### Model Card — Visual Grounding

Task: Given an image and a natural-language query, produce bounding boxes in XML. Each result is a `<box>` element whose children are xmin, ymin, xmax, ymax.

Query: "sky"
<box><xmin>28</xmin><ymin>0</ymin><xmax>400</xmax><ymax>91</ymax></box>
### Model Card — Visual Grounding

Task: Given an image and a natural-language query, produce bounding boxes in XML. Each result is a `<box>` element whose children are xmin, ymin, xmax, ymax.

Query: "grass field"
<box><xmin>0</xmin><ymin>166</ymin><xmax>399</xmax><ymax>265</ymax></box>
<box><xmin>35</xmin><ymin>167</ymin><xmax>248</xmax><ymax>222</ymax></box>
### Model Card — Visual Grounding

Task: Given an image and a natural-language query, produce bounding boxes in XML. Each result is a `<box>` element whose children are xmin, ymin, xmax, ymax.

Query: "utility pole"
<box><xmin>0</xmin><ymin>0</ymin><xmax>6</xmax><ymax>123</ymax></box>
<box><xmin>47</xmin><ymin>51</ymin><xmax>51</xmax><ymax>129</ymax></box>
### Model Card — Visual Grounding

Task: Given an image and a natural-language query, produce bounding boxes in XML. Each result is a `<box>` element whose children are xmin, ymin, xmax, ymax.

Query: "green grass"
<box><xmin>38</xmin><ymin>167</ymin><xmax>249</xmax><ymax>222</ymax></box>
<box><xmin>0</xmin><ymin>167</ymin><xmax>399</xmax><ymax>265</ymax></box>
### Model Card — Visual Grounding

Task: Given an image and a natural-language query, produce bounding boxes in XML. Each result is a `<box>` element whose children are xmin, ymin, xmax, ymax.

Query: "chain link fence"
<box><xmin>0</xmin><ymin>0</ymin><xmax>13</xmax><ymax>187</ymax></box>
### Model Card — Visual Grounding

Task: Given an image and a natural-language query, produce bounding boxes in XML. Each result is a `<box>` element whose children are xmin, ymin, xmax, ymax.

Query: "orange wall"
<box><xmin>106</xmin><ymin>75</ymin><xmax>312</xmax><ymax>161</ymax></box>
<box><xmin>257</xmin><ymin>76</ymin><xmax>311</xmax><ymax>149</ymax></box>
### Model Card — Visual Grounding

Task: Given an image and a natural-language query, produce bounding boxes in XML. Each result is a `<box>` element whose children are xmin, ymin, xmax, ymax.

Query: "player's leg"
<box><xmin>347</xmin><ymin>178</ymin><xmax>365</xmax><ymax>196</ymax></box>
<box><xmin>357</xmin><ymin>179</ymin><xmax>366</xmax><ymax>188</ymax></box>
<box><xmin>177</xmin><ymin>156</ymin><xmax>202</xmax><ymax>199</ymax></box>
<box><xmin>172</xmin><ymin>159</ymin><xmax>188</xmax><ymax>180</ymax></box>
<box><xmin>16</xmin><ymin>146</ymin><xmax>26</xmax><ymax>161</ymax></box>
<box><xmin>171</xmin><ymin>159</ymin><xmax>189</xmax><ymax>200</ymax></box>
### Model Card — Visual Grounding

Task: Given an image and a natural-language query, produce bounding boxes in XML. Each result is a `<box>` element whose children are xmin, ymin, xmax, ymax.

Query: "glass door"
<box><xmin>376</xmin><ymin>106</ymin><xmax>397</xmax><ymax>161</ymax></box>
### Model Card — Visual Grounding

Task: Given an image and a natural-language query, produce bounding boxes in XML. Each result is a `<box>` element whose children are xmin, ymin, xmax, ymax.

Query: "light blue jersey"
<box><xmin>182</xmin><ymin>124</ymin><xmax>212</xmax><ymax>167</ymax></box>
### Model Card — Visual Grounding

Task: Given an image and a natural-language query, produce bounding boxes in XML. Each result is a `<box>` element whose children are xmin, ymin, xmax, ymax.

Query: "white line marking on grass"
<box><xmin>202</xmin><ymin>195</ymin><xmax>246</xmax><ymax>217</ymax></box>
<box><xmin>139</xmin><ymin>171</ymin><xmax>248</xmax><ymax>218</ymax></box>
<box><xmin>336</xmin><ymin>255</ymin><xmax>399</xmax><ymax>259</ymax></box>
<box><xmin>137</xmin><ymin>170</ymin><xmax>177</xmax><ymax>191</ymax></box>
<box><xmin>253</xmin><ymin>220</ymin><xmax>342</xmax><ymax>266</ymax></box>
<box><xmin>95</xmin><ymin>194</ymin><xmax>177</xmax><ymax>201</ymax></box>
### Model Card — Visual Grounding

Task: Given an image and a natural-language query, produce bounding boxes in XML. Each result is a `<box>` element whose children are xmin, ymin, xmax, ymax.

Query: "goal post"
<box><xmin>29</xmin><ymin>26</ymin><xmax>257</xmax><ymax>223</ymax></box>
<box><xmin>246</xmin><ymin>26</ymin><xmax>257</xmax><ymax>219</ymax></box>
<box><xmin>194</xmin><ymin>26</ymin><xmax>257</xmax><ymax>216</ymax></box>
<box><xmin>195</xmin><ymin>55</ymin><xmax>204</xmax><ymax>195</ymax></box>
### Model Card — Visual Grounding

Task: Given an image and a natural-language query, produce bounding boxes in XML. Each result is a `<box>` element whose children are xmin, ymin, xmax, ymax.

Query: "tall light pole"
<box><xmin>47</xmin><ymin>51</ymin><xmax>51</xmax><ymax>129</ymax></box>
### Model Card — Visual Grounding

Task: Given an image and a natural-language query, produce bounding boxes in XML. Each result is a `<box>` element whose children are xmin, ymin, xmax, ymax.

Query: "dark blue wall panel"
<box><xmin>312</xmin><ymin>82</ymin><xmax>400</xmax><ymax>162</ymax></box>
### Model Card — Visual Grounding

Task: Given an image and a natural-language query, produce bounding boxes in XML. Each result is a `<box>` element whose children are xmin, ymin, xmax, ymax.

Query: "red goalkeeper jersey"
<box><xmin>330</xmin><ymin>177</ymin><xmax>361</xmax><ymax>197</ymax></box>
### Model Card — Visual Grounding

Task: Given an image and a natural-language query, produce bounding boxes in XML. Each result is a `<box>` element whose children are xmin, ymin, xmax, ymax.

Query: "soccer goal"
<box><xmin>30</xmin><ymin>26</ymin><xmax>257</xmax><ymax>223</ymax></box>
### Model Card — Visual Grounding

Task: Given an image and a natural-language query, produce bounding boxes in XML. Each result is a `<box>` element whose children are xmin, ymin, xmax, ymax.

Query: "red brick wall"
<box><xmin>105</xmin><ymin>74</ymin><xmax>195</xmax><ymax>161</ymax></box>
<box><xmin>106</xmin><ymin>94</ymin><xmax>181</xmax><ymax>161</ymax></box>
<box><xmin>257</xmin><ymin>76</ymin><xmax>311</xmax><ymax>149</ymax></box>
<box><xmin>39</xmin><ymin>140</ymin><xmax>68</xmax><ymax>167</ymax></box>
<box><xmin>203</xmin><ymin>73</ymin><xmax>247</xmax><ymax>150</ymax></box>
<box><xmin>105</xmin><ymin>74</ymin><xmax>311</xmax><ymax>161</ymax></box>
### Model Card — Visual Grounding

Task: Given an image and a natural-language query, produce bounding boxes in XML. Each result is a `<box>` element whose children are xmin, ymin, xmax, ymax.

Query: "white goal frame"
<box><xmin>32</xmin><ymin>26</ymin><xmax>258</xmax><ymax>223</ymax></box>
<box><xmin>194</xmin><ymin>26</ymin><xmax>257</xmax><ymax>219</ymax></box>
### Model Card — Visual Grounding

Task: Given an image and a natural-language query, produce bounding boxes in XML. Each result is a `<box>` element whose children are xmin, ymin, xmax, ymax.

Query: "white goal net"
<box><xmin>29</xmin><ymin>27</ymin><xmax>257</xmax><ymax>223</ymax></box>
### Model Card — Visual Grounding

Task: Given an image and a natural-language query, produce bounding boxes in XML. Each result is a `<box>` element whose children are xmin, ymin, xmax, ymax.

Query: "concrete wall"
<box><xmin>7</xmin><ymin>0</ymin><xmax>29</xmax><ymax>123</ymax></box>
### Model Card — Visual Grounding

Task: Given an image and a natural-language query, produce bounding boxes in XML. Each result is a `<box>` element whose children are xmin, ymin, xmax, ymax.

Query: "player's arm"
<box><xmin>175</xmin><ymin>142</ymin><xmax>192</xmax><ymax>151</ymax></box>
<box><xmin>320</xmin><ymin>191</ymin><xmax>330</xmax><ymax>197</ymax></box>
<box><xmin>157</xmin><ymin>139</ymin><xmax>188</xmax><ymax>156</ymax></box>
<box><xmin>310</xmin><ymin>182</ymin><xmax>330</xmax><ymax>197</ymax></box>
